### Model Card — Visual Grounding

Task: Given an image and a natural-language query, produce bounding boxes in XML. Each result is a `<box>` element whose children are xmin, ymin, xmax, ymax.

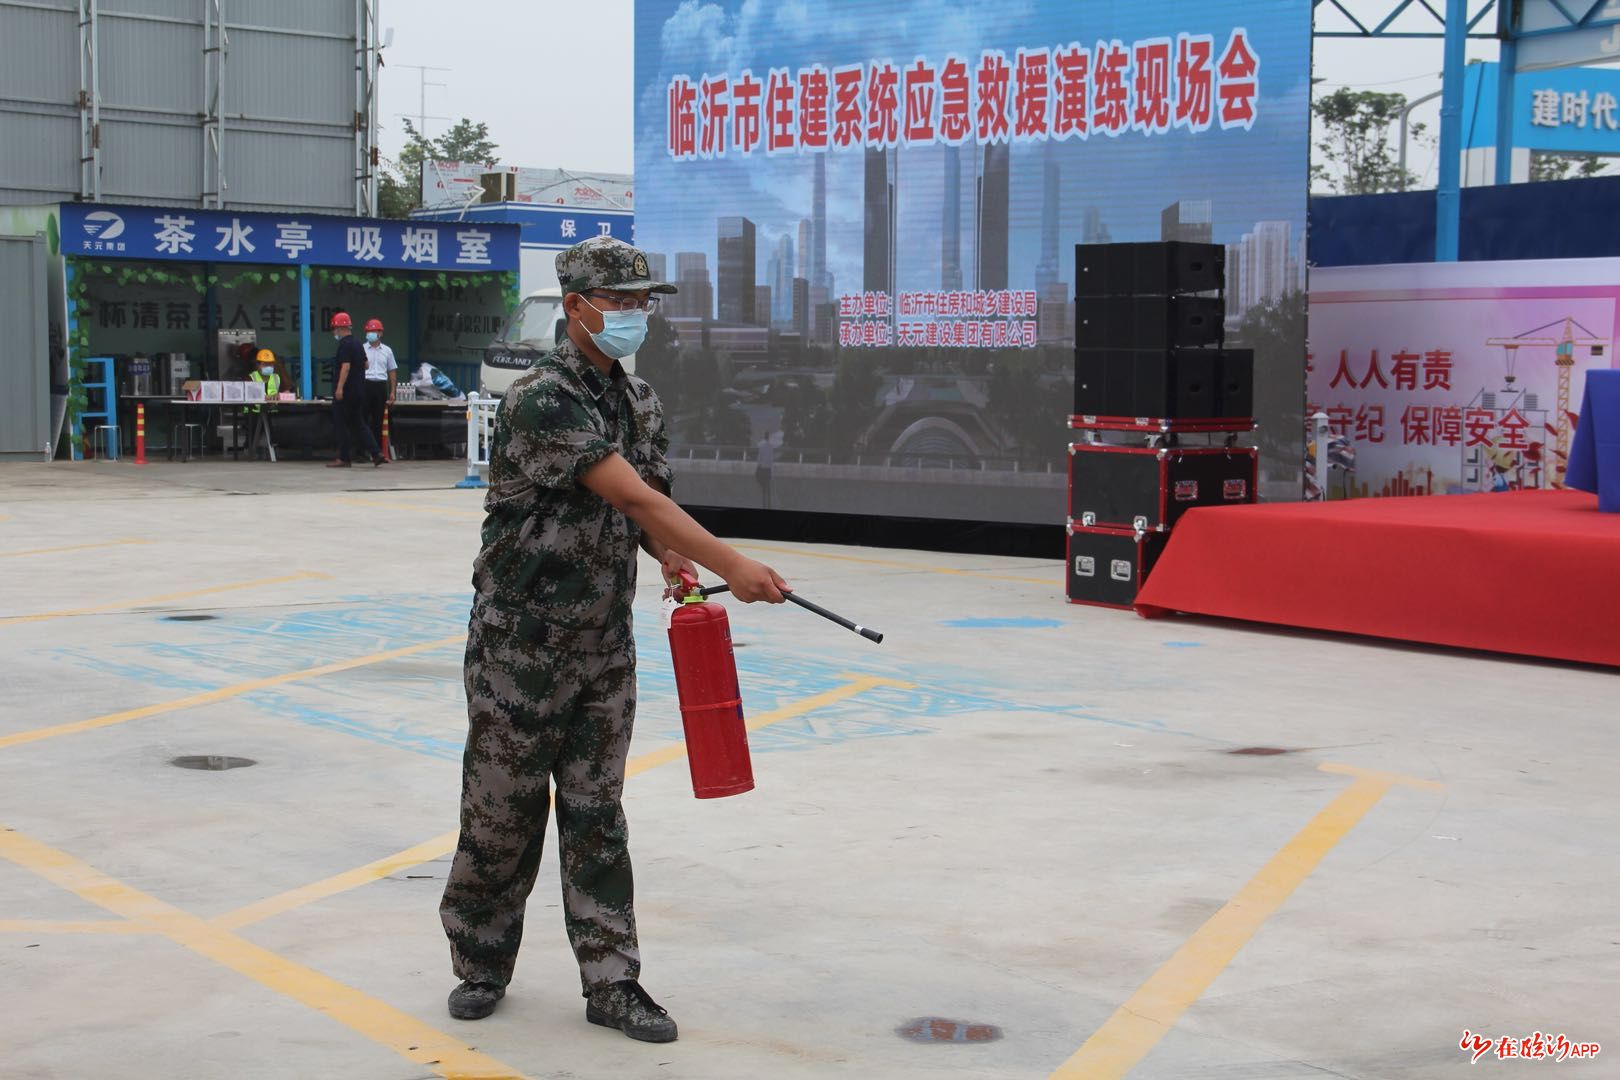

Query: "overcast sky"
<box><xmin>375</xmin><ymin>0</ymin><xmax>1502</xmax><ymax>189</ymax></box>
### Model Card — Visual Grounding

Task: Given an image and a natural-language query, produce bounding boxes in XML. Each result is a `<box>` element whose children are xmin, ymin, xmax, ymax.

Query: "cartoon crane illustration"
<box><xmin>1485</xmin><ymin>317</ymin><xmax>1606</xmax><ymax>486</ymax></box>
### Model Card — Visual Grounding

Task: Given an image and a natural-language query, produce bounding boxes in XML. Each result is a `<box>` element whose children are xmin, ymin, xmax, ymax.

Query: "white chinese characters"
<box><xmin>214</xmin><ymin>218</ymin><xmax>255</xmax><ymax>257</ymax></box>
<box><xmin>1530</xmin><ymin>86</ymin><xmax>1620</xmax><ymax>131</ymax></box>
<box><xmin>1531</xmin><ymin>89</ymin><xmax>1561</xmax><ymax>128</ymax></box>
<box><xmin>456</xmin><ymin>228</ymin><xmax>492</xmax><ymax>266</ymax></box>
<box><xmin>154</xmin><ymin>214</ymin><xmax>196</xmax><ymax>255</ymax></box>
<box><xmin>347</xmin><ymin>226</ymin><xmax>385</xmax><ymax>262</ymax></box>
<box><xmin>1592</xmin><ymin>91</ymin><xmax>1618</xmax><ymax>131</ymax></box>
<box><xmin>274</xmin><ymin>221</ymin><xmax>314</xmax><ymax>259</ymax></box>
<box><xmin>1563</xmin><ymin>90</ymin><xmax>1590</xmax><ymax>128</ymax></box>
<box><xmin>401</xmin><ymin>227</ymin><xmax>439</xmax><ymax>264</ymax></box>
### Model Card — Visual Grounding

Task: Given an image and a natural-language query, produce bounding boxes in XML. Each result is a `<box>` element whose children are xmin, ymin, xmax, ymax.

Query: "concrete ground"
<box><xmin>0</xmin><ymin>458</ymin><xmax>1614</xmax><ymax>1080</ymax></box>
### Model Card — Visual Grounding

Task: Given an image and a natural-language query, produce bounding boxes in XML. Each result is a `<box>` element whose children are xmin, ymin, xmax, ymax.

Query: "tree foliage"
<box><xmin>1311</xmin><ymin>88</ymin><xmax>1423</xmax><ymax>195</ymax></box>
<box><xmin>378</xmin><ymin>118</ymin><xmax>500</xmax><ymax>218</ymax></box>
<box><xmin>1529</xmin><ymin>151</ymin><xmax>1608</xmax><ymax>183</ymax></box>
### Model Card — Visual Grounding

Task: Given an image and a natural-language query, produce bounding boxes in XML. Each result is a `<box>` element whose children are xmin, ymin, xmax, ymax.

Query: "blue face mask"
<box><xmin>583</xmin><ymin>298</ymin><xmax>648</xmax><ymax>359</ymax></box>
<box><xmin>260</xmin><ymin>366</ymin><xmax>274</xmax><ymax>376</ymax></box>
<box><xmin>366</xmin><ymin>331</ymin><xmax>380</xmax><ymax>344</ymax></box>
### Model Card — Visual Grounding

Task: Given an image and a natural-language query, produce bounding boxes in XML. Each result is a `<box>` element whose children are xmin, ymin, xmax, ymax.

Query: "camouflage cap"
<box><xmin>555</xmin><ymin>236</ymin><xmax>677</xmax><ymax>295</ymax></box>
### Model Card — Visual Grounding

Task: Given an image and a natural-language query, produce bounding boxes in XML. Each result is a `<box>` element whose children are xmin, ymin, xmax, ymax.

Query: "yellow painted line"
<box><xmin>0</xmin><ymin>918</ymin><xmax>156</xmax><ymax>935</ymax></box>
<box><xmin>626</xmin><ymin>673</ymin><xmax>914</xmax><ymax>774</ymax></box>
<box><xmin>215</xmin><ymin>830</ymin><xmax>461</xmax><ymax>932</ymax></box>
<box><xmin>217</xmin><ymin>674</ymin><xmax>913</xmax><ymax>931</ymax></box>
<box><xmin>0</xmin><ymin>826</ymin><xmax>526</xmax><ymax>1080</ymax></box>
<box><xmin>735</xmin><ymin>542</ymin><xmax>1055</xmax><ymax>587</ymax></box>
<box><xmin>1319</xmin><ymin>761</ymin><xmax>1445</xmax><ymax>792</ymax></box>
<box><xmin>1050</xmin><ymin>764</ymin><xmax>1443</xmax><ymax>1079</ymax></box>
<box><xmin>0</xmin><ymin>634</ymin><xmax>465</xmax><ymax>751</ymax></box>
<box><xmin>0</xmin><ymin>538</ymin><xmax>151</xmax><ymax>559</ymax></box>
<box><xmin>0</xmin><ymin>570</ymin><xmax>330</xmax><ymax>625</ymax></box>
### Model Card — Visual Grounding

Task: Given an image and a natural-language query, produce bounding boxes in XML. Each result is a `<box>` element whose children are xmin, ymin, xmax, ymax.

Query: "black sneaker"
<box><xmin>585</xmin><ymin>980</ymin><xmax>678</xmax><ymax>1043</ymax></box>
<box><xmin>447</xmin><ymin>980</ymin><xmax>505</xmax><ymax>1020</ymax></box>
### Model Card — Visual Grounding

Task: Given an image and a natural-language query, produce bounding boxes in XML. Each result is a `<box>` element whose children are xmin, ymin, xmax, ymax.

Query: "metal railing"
<box><xmin>670</xmin><ymin>443</ymin><xmax>1059</xmax><ymax>473</ymax></box>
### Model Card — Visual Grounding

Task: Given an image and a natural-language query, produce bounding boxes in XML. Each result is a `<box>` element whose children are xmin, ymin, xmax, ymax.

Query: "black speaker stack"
<box><xmin>1068</xmin><ymin>241</ymin><xmax>1259</xmax><ymax>609</ymax></box>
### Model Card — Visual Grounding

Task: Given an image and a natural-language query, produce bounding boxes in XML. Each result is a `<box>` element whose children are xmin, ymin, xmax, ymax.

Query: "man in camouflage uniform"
<box><xmin>440</xmin><ymin>236</ymin><xmax>788</xmax><ymax>1042</ymax></box>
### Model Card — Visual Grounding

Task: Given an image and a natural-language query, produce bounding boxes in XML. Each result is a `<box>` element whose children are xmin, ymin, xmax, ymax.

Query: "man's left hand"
<box><xmin>660</xmin><ymin>549</ymin><xmax>698</xmax><ymax>587</ymax></box>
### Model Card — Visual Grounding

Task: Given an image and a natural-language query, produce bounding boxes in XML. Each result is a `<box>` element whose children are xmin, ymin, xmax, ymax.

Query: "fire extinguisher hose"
<box><xmin>697</xmin><ymin>585</ymin><xmax>884</xmax><ymax>644</ymax></box>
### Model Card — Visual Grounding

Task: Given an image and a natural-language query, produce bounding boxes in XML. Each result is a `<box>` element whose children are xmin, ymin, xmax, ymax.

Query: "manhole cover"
<box><xmin>896</xmin><ymin>1017</ymin><xmax>1003</xmax><ymax>1043</ymax></box>
<box><xmin>170</xmin><ymin>755</ymin><xmax>256</xmax><ymax>770</ymax></box>
<box><xmin>1227</xmin><ymin>746</ymin><xmax>1291</xmax><ymax>756</ymax></box>
<box><xmin>163</xmin><ymin>614</ymin><xmax>218</xmax><ymax>622</ymax></box>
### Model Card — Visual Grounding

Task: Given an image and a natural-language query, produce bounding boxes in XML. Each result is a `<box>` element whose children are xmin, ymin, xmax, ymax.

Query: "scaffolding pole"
<box><xmin>77</xmin><ymin>0</ymin><xmax>100</xmax><ymax>201</ymax></box>
<box><xmin>202</xmin><ymin>0</ymin><xmax>227</xmax><ymax>208</ymax></box>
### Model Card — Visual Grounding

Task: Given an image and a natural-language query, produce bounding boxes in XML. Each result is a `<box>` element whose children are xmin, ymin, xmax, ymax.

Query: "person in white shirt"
<box><xmin>361</xmin><ymin>317</ymin><xmax>398</xmax><ymax>454</ymax></box>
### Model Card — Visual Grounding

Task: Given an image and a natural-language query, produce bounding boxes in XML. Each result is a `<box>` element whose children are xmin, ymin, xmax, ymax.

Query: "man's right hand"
<box><xmin>723</xmin><ymin>557</ymin><xmax>790</xmax><ymax>603</ymax></box>
<box><xmin>335</xmin><ymin>389</ymin><xmax>344</xmax><ymax>401</ymax></box>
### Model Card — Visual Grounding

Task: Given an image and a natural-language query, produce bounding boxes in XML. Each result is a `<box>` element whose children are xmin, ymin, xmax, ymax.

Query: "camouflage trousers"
<box><xmin>440</xmin><ymin>610</ymin><xmax>640</xmax><ymax>992</ymax></box>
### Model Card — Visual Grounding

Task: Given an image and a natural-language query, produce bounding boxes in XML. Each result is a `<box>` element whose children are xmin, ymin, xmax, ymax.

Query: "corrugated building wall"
<box><xmin>0</xmin><ymin>0</ymin><xmax>378</xmax><ymax>214</ymax></box>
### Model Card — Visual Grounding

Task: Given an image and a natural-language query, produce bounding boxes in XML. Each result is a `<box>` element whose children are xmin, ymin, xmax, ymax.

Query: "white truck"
<box><xmin>480</xmin><ymin>287</ymin><xmax>564</xmax><ymax>397</ymax></box>
<box><xmin>480</xmin><ymin>286</ymin><xmax>635</xmax><ymax>396</ymax></box>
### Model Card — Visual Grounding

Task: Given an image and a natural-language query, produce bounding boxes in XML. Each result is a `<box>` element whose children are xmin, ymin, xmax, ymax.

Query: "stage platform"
<box><xmin>1136</xmin><ymin>490</ymin><xmax>1620</xmax><ymax>668</ymax></box>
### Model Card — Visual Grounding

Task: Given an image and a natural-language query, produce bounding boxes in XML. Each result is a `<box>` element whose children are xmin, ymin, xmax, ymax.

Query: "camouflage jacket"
<box><xmin>470</xmin><ymin>336</ymin><xmax>673</xmax><ymax>649</ymax></box>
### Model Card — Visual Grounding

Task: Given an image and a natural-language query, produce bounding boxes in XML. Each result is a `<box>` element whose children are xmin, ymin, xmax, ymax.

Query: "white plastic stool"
<box><xmin>93</xmin><ymin>425</ymin><xmax>119</xmax><ymax>461</ymax></box>
<box><xmin>169</xmin><ymin>423</ymin><xmax>205</xmax><ymax>462</ymax></box>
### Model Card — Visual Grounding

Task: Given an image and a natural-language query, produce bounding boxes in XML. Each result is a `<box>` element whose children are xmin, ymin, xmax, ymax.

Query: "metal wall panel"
<box><xmin>1</xmin><ymin>0</ymin><xmax>370</xmax><ymax>213</ymax></box>
<box><xmin>235</xmin><ymin>0</ymin><xmax>352</xmax><ymax>36</ymax></box>
<box><xmin>98</xmin><ymin>120</ymin><xmax>202</xmax><ymax>203</ymax></box>
<box><xmin>0</xmin><ymin>4</ymin><xmax>78</xmax><ymax>102</ymax></box>
<box><xmin>227</xmin><ymin>129</ymin><xmax>353</xmax><ymax>211</ymax></box>
<box><xmin>228</xmin><ymin>29</ymin><xmax>353</xmax><ymax>124</ymax></box>
<box><xmin>99</xmin><ymin>17</ymin><xmax>202</xmax><ymax>112</ymax></box>
<box><xmin>0</xmin><ymin>113</ymin><xmax>81</xmax><ymax>203</ymax></box>
<box><xmin>0</xmin><ymin>234</ymin><xmax>51</xmax><ymax>458</ymax></box>
<box><xmin>102</xmin><ymin>0</ymin><xmax>212</xmax><ymax>20</ymax></box>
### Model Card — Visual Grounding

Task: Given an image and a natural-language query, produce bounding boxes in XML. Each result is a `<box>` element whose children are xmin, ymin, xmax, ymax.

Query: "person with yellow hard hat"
<box><xmin>245</xmin><ymin>348</ymin><xmax>282</xmax><ymax>460</ymax></box>
<box><xmin>248</xmin><ymin>348</ymin><xmax>281</xmax><ymax>406</ymax></box>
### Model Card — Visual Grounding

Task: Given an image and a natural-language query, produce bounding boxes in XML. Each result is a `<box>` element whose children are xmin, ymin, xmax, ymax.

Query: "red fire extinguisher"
<box><xmin>667</xmin><ymin>570</ymin><xmax>754</xmax><ymax>799</ymax></box>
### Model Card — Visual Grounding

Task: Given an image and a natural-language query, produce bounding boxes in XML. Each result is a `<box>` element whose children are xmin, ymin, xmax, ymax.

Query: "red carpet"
<box><xmin>1136</xmin><ymin>491</ymin><xmax>1620</xmax><ymax>667</ymax></box>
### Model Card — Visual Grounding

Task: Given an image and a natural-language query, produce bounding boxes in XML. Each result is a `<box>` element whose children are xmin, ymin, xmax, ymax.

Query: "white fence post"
<box><xmin>1311</xmin><ymin>410</ymin><xmax>1330</xmax><ymax>501</ymax></box>
<box><xmin>456</xmin><ymin>391</ymin><xmax>488</xmax><ymax>489</ymax></box>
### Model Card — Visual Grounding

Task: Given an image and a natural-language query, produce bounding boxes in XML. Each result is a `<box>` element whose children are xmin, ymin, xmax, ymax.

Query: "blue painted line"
<box><xmin>1163</xmin><ymin>641</ymin><xmax>1204</xmax><ymax>648</ymax></box>
<box><xmin>35</xmin><ymin>591</ymin><xmax>1226</xmax><ymax>759</ymax></box>
<box><xmin>242</xmin><ymin>690</ymin><xmax>469</xmax><ymax>762</ymax></box>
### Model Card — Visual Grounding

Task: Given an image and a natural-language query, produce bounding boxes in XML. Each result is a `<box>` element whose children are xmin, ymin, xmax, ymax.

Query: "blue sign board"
<box><xmin>412</xmin><ymin>203</ymin><xmax>634</xmax><ymax>247</ymax></box>
<box><xmin>1515</xmin><ymin>1</ymin><xmax>1620</xmax><ymax>70</ymax></box>
<box><xmin>634</xmin><ymin>0</ymin><xmax>1311</xmax><ymax>521</ymax></box>
<box><xmin>1463</xmin><ymin>61</ymin><xmax>1620</xmax><ymax>155</ymax></box>
<box><xmin>58</xmin><ymin>203</ymin><xmax>520</xmax><ymax>272</ymax></box>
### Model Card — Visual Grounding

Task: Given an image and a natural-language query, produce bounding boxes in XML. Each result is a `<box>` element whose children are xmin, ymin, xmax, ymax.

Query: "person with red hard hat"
<box><xmin>361</xmin><ymin>318</ymin><xmax>397</xmax><ymax>449</ymax></box>
<box><xmin>327</xmin><ymin>311</ymin><xmax>383</xmax><ymax>467</ymax></box>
